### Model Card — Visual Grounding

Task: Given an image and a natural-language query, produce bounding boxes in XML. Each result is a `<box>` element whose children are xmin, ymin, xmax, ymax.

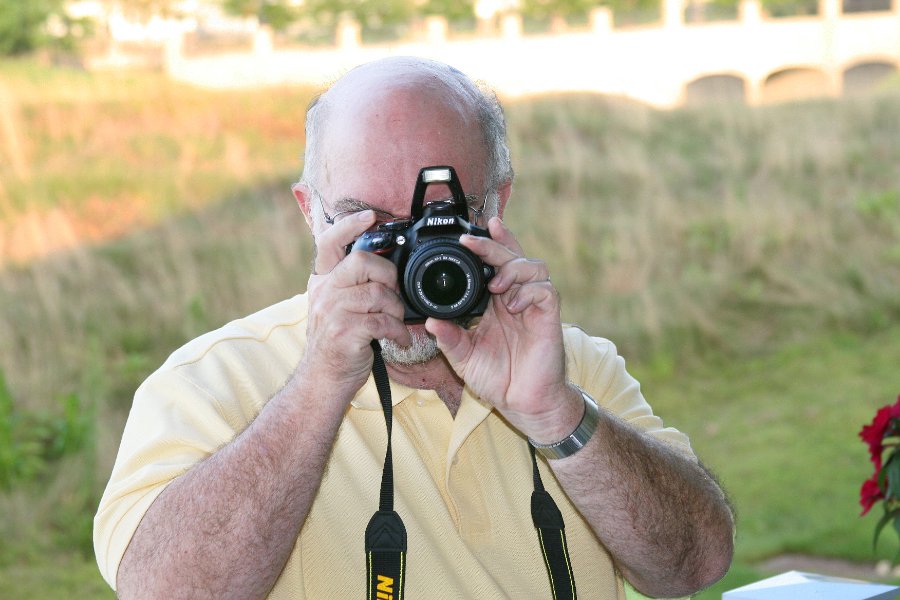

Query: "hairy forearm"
<box><xmin>116</xmin><ymin>366</ymin><xmax>351</xmax><ymax>600</ymax></box>
<box><xmin>550</xmin><ymin>410</ymin><xmax>734</xmax><ymax>598</ymax></box>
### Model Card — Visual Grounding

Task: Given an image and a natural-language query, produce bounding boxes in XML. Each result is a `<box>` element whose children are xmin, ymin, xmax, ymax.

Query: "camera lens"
<box><xmin>404</xmin><ymin>238</ymin><xmax>488</xmax><ymax>319</ymax></box>
<box><xmin>421</xmin><ymin>262</ymin><xmax>467</xmax><ymax>306</ymax></box>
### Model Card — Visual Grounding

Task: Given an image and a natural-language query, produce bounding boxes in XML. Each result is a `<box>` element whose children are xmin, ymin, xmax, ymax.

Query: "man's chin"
<box><xmin>379</xmin><ymin>325</ymin><xmax>441</xmax><ymax>366</ymax></box>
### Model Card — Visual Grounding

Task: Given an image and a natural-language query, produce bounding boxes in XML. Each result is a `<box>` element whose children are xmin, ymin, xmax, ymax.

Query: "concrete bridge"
<box><xmin>160</xmin><ymin>0</ymin><xmax>900</xmax><ymax>107</ymax></box>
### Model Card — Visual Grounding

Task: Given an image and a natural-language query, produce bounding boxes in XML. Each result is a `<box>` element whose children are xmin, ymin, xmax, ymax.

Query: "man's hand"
<box><xmin>425</xmin><ymin>217</ymin><xmax>582</xmax><ymax>442</ymax></box>
<box><xmin>303</xmin><ymin>211</ymin><xmax>412</xmax><ymax>392</ymax></box>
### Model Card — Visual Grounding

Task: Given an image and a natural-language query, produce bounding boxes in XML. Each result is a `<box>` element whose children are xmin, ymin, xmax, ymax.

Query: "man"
<box><xmin>94</xmin><ymin>56</ymin><xmax>733</xmax><ymax>599</ymax></box>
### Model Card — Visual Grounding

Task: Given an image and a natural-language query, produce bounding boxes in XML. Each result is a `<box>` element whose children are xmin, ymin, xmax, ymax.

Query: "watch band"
<box><xmin>529</xmin><ymin>386</ymin><xmax>600</xmax><ymax>460</ymax></box>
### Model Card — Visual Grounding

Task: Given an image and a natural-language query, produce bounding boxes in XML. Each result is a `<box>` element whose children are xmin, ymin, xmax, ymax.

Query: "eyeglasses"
<box><xmin>314</xmin><ymin>187</ymin><xmax>487</xmax><ymax>226</ymax></box>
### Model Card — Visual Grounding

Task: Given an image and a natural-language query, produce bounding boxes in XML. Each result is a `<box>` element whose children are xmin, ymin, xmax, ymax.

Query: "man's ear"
<box><xmin>292</xmin><ymin>182</ymin><xmax>315</xmax><ymax>228</ymax></box>
<box><xmin>496</xmin><ymin>179</ymin><xmax>512</xmax><ymax>218</ymax></box>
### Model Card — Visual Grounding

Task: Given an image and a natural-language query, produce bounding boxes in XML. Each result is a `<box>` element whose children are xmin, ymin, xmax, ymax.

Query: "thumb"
<box><xmin>425</xmin><ymin>318</ymin><xmax>471</xmax><ymax>368</ymax></box>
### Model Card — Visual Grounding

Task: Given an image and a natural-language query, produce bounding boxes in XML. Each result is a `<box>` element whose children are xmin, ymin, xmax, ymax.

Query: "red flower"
<box><xmin>859</xmin><ymin>395</ymin><xmax>900</xmax><ymax>470</ymax></box>
<box><xmin>861</xmin><ymin>395</ymin><xmax>900</xmax><ymax>560</ymax></box>
<box><xmin>861</xmin><ymin>474</ymin><xmax>885</xmax><ymax>516</ymax></box>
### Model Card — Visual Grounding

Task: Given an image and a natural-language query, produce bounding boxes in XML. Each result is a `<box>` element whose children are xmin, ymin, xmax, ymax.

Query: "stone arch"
<box><xmin>684</xmin><ymin>74</ymin><xmax>747</xmax><ymax>105</ymax></box>
<box><xmin>760</xmin><ymin>67</ymin><xmax>831</xmax><ymax>104</ymax></box>
<box><xmin>843</xmin><ymin>60</ymin><xmax>898</xmax><ymax>94</ymax></box>
<box><xmin>843</xmin><ymin>0</ymin><xmax>891</xmax><ymax>12</ymax></box>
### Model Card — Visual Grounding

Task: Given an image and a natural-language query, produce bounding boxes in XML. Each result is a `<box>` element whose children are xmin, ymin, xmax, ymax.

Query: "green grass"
<box><xmin>638</xmin><ymin>326</ymin><xmax>900</xmax><ymax>584</ymax></box>
<box><xmin>694</xmin><ymin>563</ymin><xmax>767</xmax><ymax>599</ymax></box>
<box><xmin>637</xmin><ymin>325</ymin><xmax>900</xmax><ymax>596</ymax></box>
<box><xmin>0</xmin><ymin>555</ymin><xmax>114</xmax><ymax>600</ymax></box>
<box><xmin>3</xmin><ymin>62</ymin><xmax>900</xmax><ymax>596</ymax></box>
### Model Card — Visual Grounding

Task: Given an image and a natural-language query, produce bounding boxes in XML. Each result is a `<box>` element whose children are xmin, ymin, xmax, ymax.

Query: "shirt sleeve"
<box><xmin>562</xmin><ymin>326</ymin><xmax>695</xmax><ymax>459</ymax></box>
<box><xmin>92</xmin><ymin>366</ymin><xmax>238</xmax><ymax>589</ymax></box>
<box><xmin>93</xmin><ymin>296</ymin><xmax>308</xmax><ymax>589</ymax></box>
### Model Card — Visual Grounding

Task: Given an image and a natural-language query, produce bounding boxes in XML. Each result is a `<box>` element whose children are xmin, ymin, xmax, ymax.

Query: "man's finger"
<box><xmin>363</xmin><ymin>312</ymin><xmax>412</xmax><ymax>348</ymax></box>
<box><xmin>460</xmin><ymin>234</ymin><xmax>518</xmax><ymax>268</ymax></box>
<box><xmin>487</xmin><ymin>258</ymin><xmax>550</xmax><ymax>294</ymax></box>
<box><xmin>313</xmin><ymin>210</ymin><xmax>377</xmax><ymax>274</ymax></box>
<box><xmin>329</xmin><ymin>250</ymin><xmax>400</xmax><ymax>292</ymax></box>
<box><xmin>424</xmin><ymin>318</ymin><xmax>470</xmax><ymax>367</ymax></box>
<box><xmin>502</xmin><ymin>282</ymin><xmax>559</xmax><ymax>314</ymax></box>
<box><xmin>337</xmin><ymin>281</ymin><xmax>407</xmax><ymax>323</ymax></box>
<box><xmin>487</xmin><ymin>217</ymin><xmax>525</xmax><ymax>255</ymax></box>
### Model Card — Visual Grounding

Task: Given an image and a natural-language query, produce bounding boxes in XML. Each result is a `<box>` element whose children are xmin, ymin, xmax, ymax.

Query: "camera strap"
<box><xmin>529</xmin><ymin>443</ymin><xmax>578</xmax><ymax>599</ymax></box>
<box><xmin>366</xmin><ymin>340</ymin><xmax>408</xmax><ymax>600</ymax></box>
<box><xmin>365</xmin><ymin>340</ymin><xmax>576</xmax><ymax>600</ymax></box>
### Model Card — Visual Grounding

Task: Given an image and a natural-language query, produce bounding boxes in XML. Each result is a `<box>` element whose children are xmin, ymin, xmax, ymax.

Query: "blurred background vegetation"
<box><xmin>1</xmin><ymin>2</ymin><xmax>900</xmax><ymax>595</ymax></box>
<box><xmin>0</xmin><ymin>0</ymin><xmax>873</xmax><ymax>60</ymax></box>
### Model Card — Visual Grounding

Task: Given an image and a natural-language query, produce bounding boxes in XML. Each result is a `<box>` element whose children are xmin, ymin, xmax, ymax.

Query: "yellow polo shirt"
<box><xmin>94</xmin><ymin>293</ymin><xmax>694</xmax><ymax>599</ymax></box>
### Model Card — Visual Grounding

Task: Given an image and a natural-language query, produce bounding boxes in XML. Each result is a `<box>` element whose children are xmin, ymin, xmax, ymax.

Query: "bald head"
<box><xmin>324</xmin><ymin>57</ymin><xmax>484</xmax><ymax>112</ymax></box>
<box><xmin>300</xmin><ymin>57</ymin><xmax>512</xmax><ymax>214</ymax></box>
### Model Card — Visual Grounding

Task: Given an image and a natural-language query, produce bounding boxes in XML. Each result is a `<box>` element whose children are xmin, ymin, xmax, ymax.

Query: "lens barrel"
<box><xmin>404</xmin><ymin>238</ymin><xmax>487</xmax><ymax>319</ymax></box>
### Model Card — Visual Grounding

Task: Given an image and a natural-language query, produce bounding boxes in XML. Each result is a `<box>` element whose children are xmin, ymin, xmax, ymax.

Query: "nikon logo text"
<box><xmin>426</xmin><ymin>217</ymin><xmax>455</xmax><ymax>226</ymax></box>
<box><xmin>376</xmin><ymin>575</ymin><xmax>394</xmax><ymax>600</ymax></box>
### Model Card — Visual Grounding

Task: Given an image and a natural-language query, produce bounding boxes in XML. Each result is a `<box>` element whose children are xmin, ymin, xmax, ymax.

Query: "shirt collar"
<box><xmin>350</xmin><ymin>372</ymin><xmax>417</xmax><ymax>410</ymax></box>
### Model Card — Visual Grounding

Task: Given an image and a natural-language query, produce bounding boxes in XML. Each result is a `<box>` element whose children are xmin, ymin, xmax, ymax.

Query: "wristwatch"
<box><xmin>529</xmin><ymin>386</ymin><xmax>600</xmax><ymax>460</ymax></box>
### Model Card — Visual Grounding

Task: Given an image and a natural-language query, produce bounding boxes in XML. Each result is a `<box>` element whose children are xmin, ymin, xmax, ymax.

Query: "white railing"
<box><xmin>144</xmin><ymin>1</ymin><xmax>900</xmax><ymax>106</ymax></box>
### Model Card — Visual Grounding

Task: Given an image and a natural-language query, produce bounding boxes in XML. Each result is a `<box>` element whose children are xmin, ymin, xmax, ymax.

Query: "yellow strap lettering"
<box><xmin>376</xmin><ymin>574</ymin><xmax>394</xmax><ymax>599</ymax></box>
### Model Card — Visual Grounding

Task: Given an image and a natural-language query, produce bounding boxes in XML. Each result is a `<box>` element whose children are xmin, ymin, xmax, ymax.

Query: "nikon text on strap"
<box><xmin>365</xmin><ymin>340</ymin><xmax>576</xmax><ymax>599</ymax></box>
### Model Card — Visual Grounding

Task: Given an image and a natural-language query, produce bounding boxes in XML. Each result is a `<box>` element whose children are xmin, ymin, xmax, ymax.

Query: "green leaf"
<box><xmin>889</xmin><ymin>515</ymin><xmax>900</xmax><ymax>566</ymax></box>
<box><xmin>888</xmin><ymin>457</ymin><xmax>900</xmax><ymax>499</ymax></box>
<box><xmin>873</xmin><ymin>508</ymin><xmax>900</xmax><ymax>551</ymax></box>
<box><xmin>892</xmin><ymin>517</ymin><xmax>900</xmax><ymax>562</ymax></box>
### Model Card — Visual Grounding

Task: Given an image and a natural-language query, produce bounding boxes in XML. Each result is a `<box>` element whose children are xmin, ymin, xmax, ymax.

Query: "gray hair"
<box><xmin>299</xmin><ymin>59</ymin><xmax>513</xmax><ymax>220</ymax></box>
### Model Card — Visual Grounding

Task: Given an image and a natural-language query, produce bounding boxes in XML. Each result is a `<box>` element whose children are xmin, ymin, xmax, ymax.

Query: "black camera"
<box><xmin>348</xmin><ymin>166</ymin><xmax>495</xmax><ymax>323</ymax></box>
